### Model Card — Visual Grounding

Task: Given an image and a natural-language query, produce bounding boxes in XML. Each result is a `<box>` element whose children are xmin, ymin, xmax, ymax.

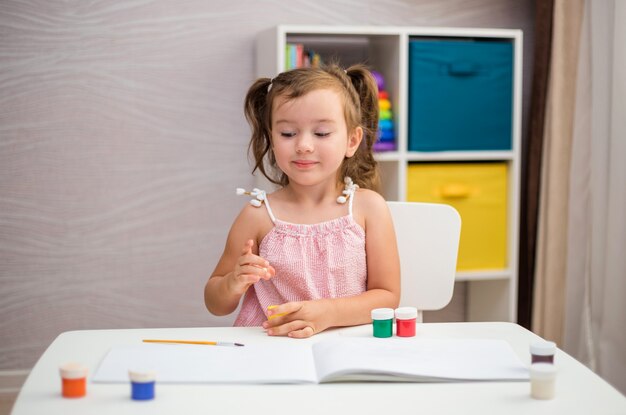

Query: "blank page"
<box><xmin>92</xmin><ymin>342</ymin><xmax>317</xmax><ymax>384</ymax></box>
<box><xmin>313</xmin><ymin>337</ymin><xmax>529</xmax><ymax>382</ymax></box>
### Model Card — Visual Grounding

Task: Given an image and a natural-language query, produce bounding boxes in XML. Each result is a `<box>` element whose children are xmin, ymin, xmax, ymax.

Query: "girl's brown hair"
<box><xmin>243</xmin><ymin>63</ymin><xmax>380</xmax><ymax>192</ymax></box>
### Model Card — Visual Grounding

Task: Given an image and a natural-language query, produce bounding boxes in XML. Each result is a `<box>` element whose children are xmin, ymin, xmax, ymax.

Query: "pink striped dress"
<box><xmin>234</xmin><ymin>188</ymin><xmax>367</xmax><ymax>326</ymax></box>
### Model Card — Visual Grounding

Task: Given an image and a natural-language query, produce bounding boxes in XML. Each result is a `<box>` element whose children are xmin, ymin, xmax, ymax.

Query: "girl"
<box><xmin>204</xmin><ymin>64</ymin><xmax>400</xmax><ymax>338</ymax></box>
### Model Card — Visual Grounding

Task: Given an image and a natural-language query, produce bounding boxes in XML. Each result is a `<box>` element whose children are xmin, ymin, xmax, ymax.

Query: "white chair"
<box><xmin>387</xmin><ymin>202</ymin><xmax>461</xmax><ymax>322</ymax></box>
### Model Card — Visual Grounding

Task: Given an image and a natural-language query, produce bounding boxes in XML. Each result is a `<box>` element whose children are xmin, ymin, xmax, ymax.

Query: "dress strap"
<box><xmin>262</xmin><ymin>192</ymin><xmax>277</xmax><ymax>223</ymax></box>
<box><xmin>337</xmin><ymin>177</ymin><xmax>359</xmax><ymax>217</ymax></box>
<box><xmin>348</xmin><ymin>186</ymin><xmax>356</xmax><ymax>217</ymax></box>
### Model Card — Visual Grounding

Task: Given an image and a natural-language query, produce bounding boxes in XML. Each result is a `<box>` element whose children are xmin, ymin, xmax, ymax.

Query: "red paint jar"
<box><xmin>395</xmin><ymin>307</ymin><xmax>417</xmax><ymax>337</ymax></box>
<box><xmin>59</xmin><ymin>363</ymin><xmax>88</xmax><ymax>398</ymax></box>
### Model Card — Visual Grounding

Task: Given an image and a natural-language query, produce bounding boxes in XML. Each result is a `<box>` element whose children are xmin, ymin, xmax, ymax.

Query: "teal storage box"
<box><xmin>408</xmin><ymin>39</ymin><xmax>513</xmax><ymax>151</ymax></box>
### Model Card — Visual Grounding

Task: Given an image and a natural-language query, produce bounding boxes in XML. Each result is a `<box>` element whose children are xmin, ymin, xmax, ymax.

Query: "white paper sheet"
<box><xmin>313</xmin><ymin>338</ymin><xmax>529</xmax><ymax>382</ymax></box>
<box><xmin>93</xmin><ymin>338</ymin><xmax>529</xmax><ymax>384</ymax></box>
<box><xmin>92</xmin><ymin>342</ymin><xmax>317</xmax><ymax>384</ymax></box>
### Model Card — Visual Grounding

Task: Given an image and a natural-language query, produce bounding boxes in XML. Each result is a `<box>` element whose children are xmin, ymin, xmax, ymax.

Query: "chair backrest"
<box><xmin>387</xmin><ymin>202</ymin><xmax>461</xmax><ymax>321</ymax></box>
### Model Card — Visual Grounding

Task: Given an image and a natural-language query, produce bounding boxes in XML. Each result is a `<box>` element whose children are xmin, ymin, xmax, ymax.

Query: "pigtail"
<box><xmin>343</xmin><ymin>65</ymin><xmax>381</xmax><ymax>192</ymax></box>
<box><xmin>243</xmin><ymin>78</ymin><xmax>281</xmax><ymax>185</ymax></box>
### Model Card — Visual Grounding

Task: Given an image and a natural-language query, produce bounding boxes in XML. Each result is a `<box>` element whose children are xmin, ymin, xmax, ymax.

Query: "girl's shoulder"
<box><xmin>354</xmin><ymin>188</ymin><xmax>388</xmax><ymax>211</ymax></box>
<box><xmin>231</xmin><ymin>197</ymin><xmax>274</xmax><ymax>242</ymax></box>
<box><xmin>236</xmin><ymin>200</ymin><xmax>270</xmax><ymax>220</ymax></box>
<box><xmin>353</xmin><ymin>188</ymin><xmax>390</xmax><ymax>226</ymax></box>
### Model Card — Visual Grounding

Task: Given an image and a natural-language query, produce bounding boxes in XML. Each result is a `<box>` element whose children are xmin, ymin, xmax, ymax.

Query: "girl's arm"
<box><xmin>264</xmin><ymin>190</ymin><xmax>401</xmax><ymax>337</ymax></box>
<box><xmin>204</xmin><ymin>205</ymin><xmax>275</xmax><ymax>316</ymax></box>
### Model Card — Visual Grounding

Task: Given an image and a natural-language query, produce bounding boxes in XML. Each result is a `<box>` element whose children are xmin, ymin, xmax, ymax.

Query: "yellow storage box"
<box><xmin>406</xmin><ymin>162</ymin><xmax>508</xmax><ymax>271</ymax></box>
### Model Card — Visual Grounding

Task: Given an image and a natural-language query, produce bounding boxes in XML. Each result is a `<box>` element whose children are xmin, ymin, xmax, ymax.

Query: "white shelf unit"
<box><xmin>256</xmin><ymin>25</ymin><xmax>522</xmax><ymax>322</ymax></box>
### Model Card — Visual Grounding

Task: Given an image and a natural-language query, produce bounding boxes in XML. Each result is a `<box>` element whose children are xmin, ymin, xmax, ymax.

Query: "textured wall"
<box><xmin>0</xmin><ymin>0</ymin><xmax>534</xmax><ymax>371</ymax></box>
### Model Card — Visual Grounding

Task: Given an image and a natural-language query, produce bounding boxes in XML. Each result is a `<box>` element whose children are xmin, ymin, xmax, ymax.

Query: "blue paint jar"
<box><xmin>129</xmin><ymin>369</ymin><xmax>156</xmax><ymax>400</ymax></box>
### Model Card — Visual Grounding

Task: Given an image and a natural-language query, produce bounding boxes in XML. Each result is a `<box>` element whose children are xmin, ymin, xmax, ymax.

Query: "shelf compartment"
<box><xmin>408</xmin><ymin>38</ymin><xmax>514</xmax><ymax>152</ymax></box>
<box><xmin>407</xmin><ymin>162</ymin><xmax>508</xmax><ymax>271</ymax></box>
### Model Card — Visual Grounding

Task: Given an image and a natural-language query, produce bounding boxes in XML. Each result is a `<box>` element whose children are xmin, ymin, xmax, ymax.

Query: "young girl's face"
<box><xmin>270</xmin><ymin>88</ymin><xmax>362</xmax><ymax>188</ymax></box>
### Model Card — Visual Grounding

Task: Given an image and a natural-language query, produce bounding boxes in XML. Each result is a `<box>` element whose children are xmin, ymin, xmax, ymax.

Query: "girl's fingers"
<box><xmin>263</xmin><ymin>302</ymin><xmax>305</xmax><ymax>332</ymax></box>
<box><xmin>257</xmin><ymin>265</ymin><xmax>275</xmax><ymax>280</ymax></box>
<box><xmin>237</xmin><ymin>273</ymin><xmax>261</xmax><ymax>285</ymax></box>
<box><xmin>238</xmin><ymin>264</ymin><xmax>270</xmax><ymax>277</ymax></box>
<box><xmin>265</xmin><ymin>305</ymin><xmax>289</xmax><ymax>322</ymax></box>
<box><xmin>237</xmin><ymin>260</ymin><xmax>269</xmax><ymax>280</ymax></box>
<box><xmin>238</xmin><ymin>258</ymin><xmax>270</xmax><ymax>272</ymax></box>
<box><xmin>241</xmin><ymin>239</ymin><xmax>254</xmax><ymax>255</ymax></box>
<box><xmin>267</xmin><ymin>319</ymin><xmax>311</xmax><ymax>337</ymax></box>
<box><xmin>288</xmin><ymin>326</ymin><xmax>315</xmax><ymax>339</ymax></box>
<box><xmin>237</xmin><ymin>251</ymin><xmax>270</xmax><ymax>268</ymax></box>
<box><xmin>266</xmin><ymin>302</ymin><xmax>301</xmax><ymax>320</ymax></box>
<box><xmin>233</xmin><ymin>240</ymin><xmax>274</xmax><ymax>288</ymax></box>
<box><xmin>237</xmin><ymin>241</ymin><xmax>273</xmax><ymax>270</ymax></box>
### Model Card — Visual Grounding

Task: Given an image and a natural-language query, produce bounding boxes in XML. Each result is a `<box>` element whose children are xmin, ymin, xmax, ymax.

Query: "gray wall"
<box><xmin>0</xmin><ymin>0</ymin><xmax>534</xmax><ymax>372</ymax></box>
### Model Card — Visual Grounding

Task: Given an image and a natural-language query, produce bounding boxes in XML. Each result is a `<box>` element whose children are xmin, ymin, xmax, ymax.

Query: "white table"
<box><xmin>11</xmin><ymin>322</ymin><xmax>626</xmax><ymax>415</ymax></box>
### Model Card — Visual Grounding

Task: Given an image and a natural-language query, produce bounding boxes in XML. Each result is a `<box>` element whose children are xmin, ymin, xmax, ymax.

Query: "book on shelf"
<box><xmin>92</xmin><ymin>337</ymin><xmax>529</xmax><ymax>384</ymax></box>
<box><xmin>285</xmin><ymin>43</ymin><xmax>322</xmax><ymax>70</ymax></box>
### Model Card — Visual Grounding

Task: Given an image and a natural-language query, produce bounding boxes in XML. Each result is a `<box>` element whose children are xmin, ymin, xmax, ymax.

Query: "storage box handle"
<box><xmin>440</xmin><ymin>183</ymin><xmax>471</xmax><ymax>199</ymax></box>
<box><xmin>447</xmin><ymin>62</ymin><xmax>478</xmax><ymax>76</ymax></box>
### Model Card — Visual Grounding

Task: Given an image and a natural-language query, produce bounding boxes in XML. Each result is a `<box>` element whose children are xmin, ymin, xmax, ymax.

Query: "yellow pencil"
<box><xmin>143</xmin><ymin>339</ymin><xmax>244</xmax><ymax>347</ymax></box>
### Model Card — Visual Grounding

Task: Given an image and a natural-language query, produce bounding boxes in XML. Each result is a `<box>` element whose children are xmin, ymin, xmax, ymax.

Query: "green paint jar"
<box><xmin>371</xmin><ymin>308</ymin><xmax>394</xmax><ymax>338</ymax></box>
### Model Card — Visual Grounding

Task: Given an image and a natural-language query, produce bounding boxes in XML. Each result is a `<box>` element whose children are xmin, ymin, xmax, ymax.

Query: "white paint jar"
<box><xmin>530</xmin><ymin>363</ymin><xmax>557</xmax><ymax>400</ymax></box>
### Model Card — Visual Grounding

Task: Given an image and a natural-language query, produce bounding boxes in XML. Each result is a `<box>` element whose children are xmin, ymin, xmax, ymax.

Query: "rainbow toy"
<box><xmin>372</xmin><ymin>71</ymin><xmax>396</xmax><ymax>151</ymax></box>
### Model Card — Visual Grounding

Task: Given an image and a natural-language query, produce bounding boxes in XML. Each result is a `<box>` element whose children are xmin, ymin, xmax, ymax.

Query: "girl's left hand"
<box><xmin>262</xmin><ymin>300</ymin><xmax>331</xmax><ymax>338</ymax></box>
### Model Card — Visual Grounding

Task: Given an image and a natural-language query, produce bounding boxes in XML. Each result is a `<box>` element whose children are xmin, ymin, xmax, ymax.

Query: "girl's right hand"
<box><xmin>228</xmin><ymin>239</ymin><xmax>275</xmax><ymax>295</ymax></box>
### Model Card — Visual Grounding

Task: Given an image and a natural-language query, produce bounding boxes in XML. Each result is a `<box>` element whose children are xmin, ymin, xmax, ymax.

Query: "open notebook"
<box><xmin>93</xmin><ymin>337</ymin><xmax>529</xmax><ymax>384</ymax></box>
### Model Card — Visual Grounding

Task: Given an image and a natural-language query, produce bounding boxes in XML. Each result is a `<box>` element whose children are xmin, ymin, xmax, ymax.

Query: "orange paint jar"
<box><xmin>59</xmin><ymin>363</ymin><xmax>88</xmax><ymax>398</ymax></box>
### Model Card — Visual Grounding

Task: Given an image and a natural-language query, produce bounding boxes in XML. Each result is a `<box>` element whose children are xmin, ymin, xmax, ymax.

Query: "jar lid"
<box><xmin>530</xmin><ymin>340</ymin><xmax>557</xmax><ymax>356</ymax></box>
<box><xmin>395</xmin><ymin>307</ymin><xmax>418</xmax><ymax>319</ymax></box>
<box><xmin>59</xmin><ymin>362</ymin><xmax>88</xmax><ymax>379</ymax></box>
<box><xmin>371</xmin><ymin>308</ymin><xmax>394</xmax><ymax>320</ymax></box>
<box><xmin>530</xmin><ymin>363</ymin><xmax>557</xmax><ymax>379</ymax></box>
<box><xmin>129</xmin><ymin>369</ymin><xmax>157</xmax><ymax>383</ymax></box>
